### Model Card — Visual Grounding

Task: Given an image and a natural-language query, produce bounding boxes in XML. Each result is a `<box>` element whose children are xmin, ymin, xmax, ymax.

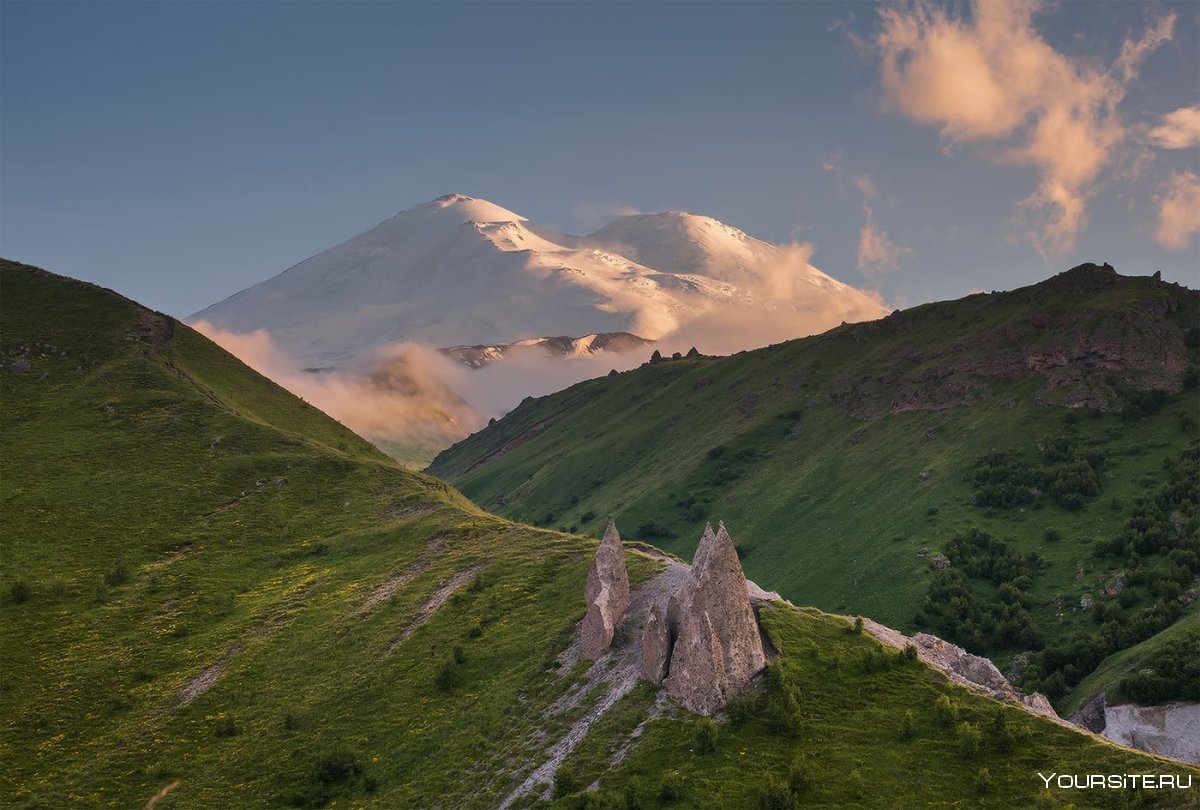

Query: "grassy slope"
<box><xmin>430</xmin><ymin>268</ymin><xmax>1199</xmax><ymax>690</ymax></box>
<box><xmin>1</xmin><ymin>260</ymin><xmax>1195</xmax><ymax>809</ymax></box>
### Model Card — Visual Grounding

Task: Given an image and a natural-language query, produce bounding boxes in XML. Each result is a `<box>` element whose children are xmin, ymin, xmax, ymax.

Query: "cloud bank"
<box><xmin>874</xmin><ymin>0</ymin><xmax>1175</xmax><ymax>255</ymax></box>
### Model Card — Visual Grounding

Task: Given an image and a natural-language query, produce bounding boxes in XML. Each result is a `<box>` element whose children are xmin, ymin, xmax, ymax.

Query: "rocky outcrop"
<box><xmin>863</xmin><ymin>619</ymin><xmax>1059</xmax><ymax>721</ymax></box>
<box><xmin>640</xmin><ymin>522</ymin><xmax>767</xmax><ymax>715</ymax></box>
<box><xmin>1069</xmin><ymin>691</ymin><xmax>1108</xmax><ymax>733</ymax></box>
<box><xmin>640</xmin><ymin>603</ymin><xmax>670</xmax><ymax>683</ymax></box>
<box><xmin>1102</xmin><ymin>702</ymin><xmax>1200</xmax><ymax>765</ymax></box>
<box><xmin>580</xmin><ymin>519</ymin><xmax>630</xmax><ymax>660</ymax></box>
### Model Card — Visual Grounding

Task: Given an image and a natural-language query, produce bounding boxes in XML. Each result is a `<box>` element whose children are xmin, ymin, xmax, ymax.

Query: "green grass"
<box><xmin>429</xmin><ymin>265</ymin><xmax>1200</xmax><ymax>706</ymax></box>
<box><xmin>2</xmin><ymin>259</ymin><xmax>1197</xmax><ymax>809</ymax></box>
<box><xmin>550</xmin><ymin>606</ymin><xmax>1200</xmax><ymax>809</ymax></box>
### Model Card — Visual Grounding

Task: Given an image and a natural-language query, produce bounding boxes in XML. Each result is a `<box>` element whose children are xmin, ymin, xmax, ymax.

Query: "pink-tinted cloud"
<box><xmin>1155</xmin><ymin>171</ymin><xmax>1200</xmax><ymax>251</ymax></box>
<box><xmin>874</xmin><ymin>0</ymin><xmax>1175</xmax><ymax>255</ymax></box>
<box><xmin>1147</xmin><ymin>106</ymin><xmax>1200</xmax><ymax>150</ymax></box>
<box><xmin>857</xmin><ymin>204</ymin><xmax>912</xmax><ymax>274</ymax></box>
<box><xmin>191</xmin><ymin>320</ymin><xmax>485</xmax><ymax>459</ymax></box>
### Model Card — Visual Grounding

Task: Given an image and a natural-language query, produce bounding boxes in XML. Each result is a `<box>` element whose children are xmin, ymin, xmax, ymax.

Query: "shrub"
<box><xmin>434</xmin><ymin>659</ymin><xmax>460</xmax><ymax>692</ymax></box>
<box><xmin>934</xmin><ymin>695</ymin><xmax>958</xmax><ymax>726</ymax></box>
<box><xmin>553</xmin><ymin>765</ymin><xmax>581</xmax><ymax>798</ymax></box>
<box><xmin>901</xmin><ymin>643</ymin><xmax>919</xmax><ymax>663</ymax></box>
<box><xmin>899</xmin><ymin>709</ymin><xmax>917</xmax><ymax>740</ymax></box>
<box><xmin>990</xmin><ymin>708</ymin><xmax>1014</xmax><ymax>752</ymax></box>
<box><xmin>104</xmin><ymin>561</ymin><xmax>130</xmax><ymax>587</ymax></box>
<box><xmin>758</xmin><ymin>775</ymin><xmax>795</xmax><ymax>809</ymax></box>
<box><xmin>8</xmin><ymin>580</ymin><xmax>31</xmax><ymax>604</ymax></box>
<box><xmin>975</xmin><ymin>767</ymin><xmax>994</xmax><ymax>794</ymax></box>
<box><xmin>956</xmin><ymin>721</ymin><xmax>982</xmax><ymax>756</ymax></box>
<box><xmin>580</xmin><ymin>510</ymin><xmax>597</xmax><ymax>523</ymax></box>
<box><xmin>726</xmin><ymin>691</ymin><xmax>759</xmax><ymax>726</ymax></box>
<box><xmin>213</xmin><ymin>713</ymin><xmax>238</xmax><ymax>738</ymax></box>
<box><xmin>658</xmin><ymin>771</ymin><xmax>682</xmax><ymax>802</ymax></box>
<box><xmin>1044</xmin><ymin>527</ymin><xmax>1061</xmax><ymax>542</ymax></box>
<box><xmin>313</xmin><ymin>748</ymin><xmax>362</xmax><ymax>785</ymax></box>
<box><xmin>636</xmin><ymin>521</ymin><xmax>676</xmax><ymax>540</ymax></box>
<box><xmin>452</xmin><ymin>645</ymin><xmax>466</xmax><ymax>665</ymax></box>
<box><xmin>787</xmin><ymin>755</ymin><xmax>810</xmax><ymax>794</ymax></box>
<box><xmin>853</xmin><ymin>616</ymin><xmax>864</xmax><ymax>634</ymax></box>
<box><xmin>695</xmin><ymin>717</ymin><xmax>719</xmax><ymax>753</ymax></box>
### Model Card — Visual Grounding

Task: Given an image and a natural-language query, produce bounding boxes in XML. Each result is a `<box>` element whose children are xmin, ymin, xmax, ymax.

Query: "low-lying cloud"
<box><xmin>874</xmin><ymin>0</ymin><xmax>1175</xmax><ymax>256</ymax></box>
<box><xmin>191</xmin><ymin>320</ymin><xmax>487</xmax><ymax>457</ymax></box>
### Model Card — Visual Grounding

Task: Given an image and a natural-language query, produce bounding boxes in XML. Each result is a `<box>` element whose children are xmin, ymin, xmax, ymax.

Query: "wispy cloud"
<box><xmin>1155</xmin><ymin>171</ymin><xmax>1200</xmax><ymax>251</ymax></box>
<box><xmin>873</xmin><ymin>0</ymin><xmax>1175</xmax><ymax>256</ymax></box>
<box><xmin>857</xmin><ymin>204</ymin><xmax>912</xmax><ymax>275</ymax></box>
<box><xmin>1147</xmin><ymin>106</ymin><xmax>1200</xmax><ymax>150</ymax></box>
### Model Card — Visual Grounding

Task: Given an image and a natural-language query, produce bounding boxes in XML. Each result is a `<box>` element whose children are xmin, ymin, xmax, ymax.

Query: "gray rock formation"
<box><xmin>1102</xmin><ymin>702</ymin><xmax>1200</xmax><ymax>764</ymax></box>
<box><xmin>580</xmin><ymin>519</ymin><xmax>630</xmax><ymax>660</ymax></box>
<box><xmin>640</xmin><ymin>602</ymin><xmax>670</xmax><ymax>683</ymax></box>
<box><xmin>654</xmin><ymin>522</ymin><xmax>766</xmax><ymax>715</ymax></box>
<box><xmin>862</xmin><ymin>618</ymin><xmax>1059</xmax><ymax>721</ymax></box>
<box><xmin>1069</xmin><ymin>691</ymin><xmax>1108</xmax><ymax>733</ymax></box>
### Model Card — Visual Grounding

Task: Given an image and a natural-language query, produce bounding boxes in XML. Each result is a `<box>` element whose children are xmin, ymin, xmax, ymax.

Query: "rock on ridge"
<box><xmin>580</xmin><ymin>519</ymin><xmax>630</xmax><ymax>660</ymax></box>
<box><xmin>658</xmin><ymin>522</ymin><xmax>766</xmax><ymax>714</ymax></box>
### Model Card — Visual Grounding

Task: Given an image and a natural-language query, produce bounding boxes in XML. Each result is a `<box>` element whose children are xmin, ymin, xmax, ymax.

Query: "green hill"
<box><xmin>429</xmin><ymin>264</ymin><xmax>1200</xmax><ymax>709</ymax></box>
<box><xmin>2</xmin><ymin>259</ymin><xmax>1196</xmax><ymax>809</ymax></box>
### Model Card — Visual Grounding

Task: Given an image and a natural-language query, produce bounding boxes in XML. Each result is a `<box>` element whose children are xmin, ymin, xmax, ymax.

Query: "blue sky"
<box><xmin>2</xmin><ymin>0</ymin><xmax>1197</xmax><ymax>317</ymax></box>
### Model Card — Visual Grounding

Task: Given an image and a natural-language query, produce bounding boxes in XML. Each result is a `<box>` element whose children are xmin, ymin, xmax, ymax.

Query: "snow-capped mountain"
<box><xmin>191</xmin><ymin>193</ymin><xmax>887</xmax><ymax>367</ymax></box>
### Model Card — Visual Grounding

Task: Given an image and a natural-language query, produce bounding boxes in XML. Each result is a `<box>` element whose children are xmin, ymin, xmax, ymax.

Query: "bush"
<box><xmin>934</xmin><ymin>695</ymin><xmax>958</xmax><ymax>726</ymax></box>
<box><xmin>899</xmin><ymin>709</ymin><xmax>917</xmax><ymax>740</ymax></box>
<box><xmin>313</xmin><ymin>748</ymin><xmax>362</xmax><ymax>785</ymax></box>
<box><xmin>758</xmin><ymin>775</ymin><xmax>795</xmax><ymax>809</ymax></box>
<box><xmin>554</xmin><ymin>765</ymin><xmax>581</xmax><ymax>798</ymax></box>
<box><xmin>853</xmin><ymin>616</ymin><xmax>864</xmax><ymax>634</ymax></box>
<box><xmin>104</xmin><ymin>561</ymin><xmax>130</xmax><ymax>587</ymax></box>
<box><xmin>956</xmin><ymin>721</ymin><xmax>982</xmax><ymax>756</ymax></box>
<box><xmin>658</xmin><ymin>771</ymin><xmax>682</xmax><ymax>802</ymax></box>
<box><xmin>975</xmin><ymin>767</ymin><xmax>994</xmax><ymax>794</ymax></box>
<box><xmin>434</xmin><ymin>659</ymin><xmax>460</xmax><ymax>692</ymax></box>
<box><xmin>580</xmin><ymin>510</ymin><xmax>597</xmax><ymax>523</ymax></box>
<box><xmin>787</xmin><ymin>756</ymin><xmax>810</xmax><ymax>794</ymax></box>
<box><xmin>8</xmin><ymin>580</ymin><xmax>31</xmax><ymax>604</ymax></box>
<box><xmin>636</xmin><ymin>521</ymin><xmax>676</xmax><ymax>540</ymax></box>
<box><xmin>1044</xmin><ymin>527</ymin><xmax>1061</xmax><ymax>542</ymax></box>
<box><xmin>212</xmin><ymin>713</ymin><xmax>238</xmax><ymax>738</ymax></box>
<box><xmin>695</xmin><ymin>717</ymin><xmax>719</xmax><ymax>753</ymax></box>
<box><xmin>726</xmin><ymin>691</ymin><xmax>759</xmax><ymax>726</ymax></box>
<box><xmin>901</xmin><ymin>643</ymin><xmax>919</xmax><ymax>663</ymax></box>
<box><xmin>452</xmin><ymin>645</ymin><xmax>466</xmax><ymax>665</ymax></box>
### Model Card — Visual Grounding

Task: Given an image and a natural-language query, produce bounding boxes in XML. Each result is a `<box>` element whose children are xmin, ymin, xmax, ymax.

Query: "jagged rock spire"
<box><xmin>659</xmin><ymin>521</ymin><xmax>766</xmax><ymax>714</ymax></box>
<box><xmin>581</xmin><ymin>518</ymin><xmax>630</xmax><ymax>660</ymax></box>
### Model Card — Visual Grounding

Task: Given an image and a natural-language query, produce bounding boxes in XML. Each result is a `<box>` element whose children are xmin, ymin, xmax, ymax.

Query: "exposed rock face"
<box><xmin>640</xmin><ymin>603</ymin><xmax>670</xmax><ymax>683</ymax></box>
<box><xmin>1102</xmin><ymin>702</ymin><xmax>1200</xmax><ymax>765</ymax></box>
<box><xmin>580</xmin><ymin>519</ymin><xmax>630</xmax><ymax>660</ymax></box>
<box><xmin>1069</xmin><ymin>691</ymin><xmax>1108</xmax><ymax>733</ymax></box>
<box><xmin>658</xmin><ymin>522</ymin><xmax>766</xmax><ymax>715</ymax></box>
